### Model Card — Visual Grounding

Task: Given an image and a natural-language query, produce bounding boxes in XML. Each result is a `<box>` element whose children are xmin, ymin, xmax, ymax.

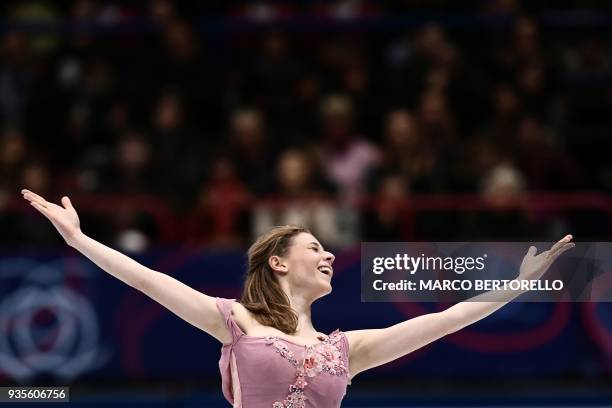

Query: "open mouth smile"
<box><xmin>317</xmin><ymin>265</ymin><xmax>333</xmax><ymax>277</ymax></box>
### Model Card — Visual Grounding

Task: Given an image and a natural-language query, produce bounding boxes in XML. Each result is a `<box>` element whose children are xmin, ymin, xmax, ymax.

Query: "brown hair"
<box><xmin>240</xmin><ymin>225</ymin><xmax>310</xmax><ymax>334</ymax></box>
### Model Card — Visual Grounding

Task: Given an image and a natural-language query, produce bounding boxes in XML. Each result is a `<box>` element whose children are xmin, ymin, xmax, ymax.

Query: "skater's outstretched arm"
<box><xmin>345</xmin><ymin>235</ymin><xmax>574</xmax><ymax>379</ymax></box>
<box><xmin>21</xmin><ymin>189</ymin><xmax>232</xmax><ymax>344</ymax></box>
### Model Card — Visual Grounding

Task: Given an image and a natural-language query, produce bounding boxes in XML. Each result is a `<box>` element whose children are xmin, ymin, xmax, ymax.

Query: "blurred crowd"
<box><xmin>1</xmin><ymin>0</ymin><xmax>611</xmax><ymax>249</ymax></box>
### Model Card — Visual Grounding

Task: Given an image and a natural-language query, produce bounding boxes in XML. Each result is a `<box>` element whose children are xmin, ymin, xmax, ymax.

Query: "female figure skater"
<box><xmin>20</xmin><ymin>189</ymin><xmax>574</xmax><ymax>408</ymax></box>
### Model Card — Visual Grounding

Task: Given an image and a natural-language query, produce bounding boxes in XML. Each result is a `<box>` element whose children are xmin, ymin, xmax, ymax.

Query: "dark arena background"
<box><xmin>1</xmin><ymin>1</ymin><xmax>611</xmax><ymax>407</ymax></box>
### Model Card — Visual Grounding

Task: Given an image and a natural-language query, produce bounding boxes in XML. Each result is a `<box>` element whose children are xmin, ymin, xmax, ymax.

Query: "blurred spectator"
<box><xmin>0</xmin><ymin>128</ymin><xmax>28</xmax><ymax>197</ymax></box>
<box><xmin>187</xmin><ymin>153</ymin><xmax>251</xmax><ymax>247</ymax></box>
<box><xmin>417</xmin><ymin>89</ymin><xmax>456</xmax><ymax>149</ymax></box>
<box><xmin>150</xmin><ymin>90</ymin><xmax>206</xmax><ymax>203</ymax></box>
<box><xmin>95</xmin><ymin>132</ymin><xmax>160</xmax><ymax>252</ymax></box>
<box><xmin>98</xmin><ymin>130</ymin><xmax>157</xmax><ymax>194</ymax></box>
<box><xmin>288</xmin><ymin>72</ymin><xmax>322</xmax><ymax>138</ymax></box>
<box><xmin>312</xmin><ymin>0</ymin><xmax>381</xmax><ymax>20</ymax></box>
<box><xmin>562</xmin><ymin>36</ymin><xmax>612</xmax><ymax>126</ymax></box>
<box><xmin>363</xmin><ymin>173</ymin><xmax>410</xmax><ymax>241</ymax></box>
<box><xmin>60</xmin><ymin>57</ymin><xmax>117</xmax><ymax>166</ymax></box>
<box><xmin>231</xmin><ymin>2</ymin><xmax>296</xmax><ymax>21</ymax></box>
<box><xmin>368</xmin><ymin>109</ymin><xmax>444</xmax><ymax>193</ymax></box>
<box><xmin>249</xmin><ymin>32</ymin><xmax>301</xmax><ymax>121</ymax></box>
<box><xmin>455</xmin><ymin>137</ymin><xmax>505</xmax><ymax>191</ymax></box>
<box><xmin>484</xmin><ymin>84</ymin><xmax>523</xmax><ymax>144</ymax></box>
<box><xmin>454</xmin><ymin>139</ymin><xmax>535</xmax><ymax>240</ymax></box>
<box><xmin>160</xmin><ymin>20</ymin><xmax>200</xmax><ymax>77</ymax></box>
<box><xmin>339</xmin><ymin>49</ymin><xmax>381</xmax><ymax>136</ymax></box>
<box><xmin>493</xmin><ymin>16</ymin><xmax>543</xmax><ymax>79</ymax></box>
<box><xmin>14</xmin><ymin>161</ymin><xmax>62</xmax><ymax>246</ymax></box>
<box><xmin>254</xmin><ymin>148</ymin><xmax>349</xmax><ymax>248</ymax></box>
<box><xmin>415</xmin><ymin>91</ymin><xmax>459</xmax><ymax>189</ymax></box>
<box><xmin>21</xmin><ymin>161</ymin><xmax>52</xmax><ymax>196</ymax></box>
<box><xmin>0</xmin><ymin>31</ymin><xmax>34</xmax><ymax>127</ymax></box>
<box><xmin>229</xmin><ymin>108</ymin><xmax>275</xmax><ymax>195</ymax></box>
<box><xmin>68</xmin><ymin>0</ymin><xmax>99</xmax><ymax>51</ymax></box>
<box><xmin>563</xmin><ymin>37</ymin><xmax>612</xmax><ymax>77</ymax></box>
<box><xmin>516</xmin><ymin>61</ymin><xmax>550</xmax><ymax>117</ymax></box>
<box><xmin>154</xmin><ymin>19</ymin><xmax>223</xmax><ymax>129</ymax></box>
<box><xmin>462</xmin><ymin>160</ymin><xmax>535</xmax><ymax>240</ymax></box>
<box><xmin>481</xmin><ymin>162</ymin><xmax>526</xmax><ymax>208</ymax></box>
<box><xmin>492</xmin><ymin>16</ymin><xmax>558</xmax><ymax>117</ymax></box>
<box><xmin>513</xmin><ymin>116</ymin><xmax>580</xmax><ymax>190</ymax></box>
<box><xmin>483</xmin><ymin>0</ymin><xmax>522</xmax><ymax>15</ymax></box>
<box><xmin>274</xmin><ymin>148</ymin><xmax>333</xmax><ymax>199</ymax></box>
<box><xmin>512</xmin><ymin>16</ymin><xmax>542</xmax><ymax>65</ymax></box>
<box><xmin>317</xmin><ymin>94</ymin><xmax>381</xmax><ymax>204</ymax></box>
<box><xmin>149</xmin><ymin>0</ymin><xmax>178</xmax><ymax>25</ymax></box>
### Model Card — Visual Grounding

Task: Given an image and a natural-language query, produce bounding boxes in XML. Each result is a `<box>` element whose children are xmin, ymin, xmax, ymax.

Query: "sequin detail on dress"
<box><xmin>266</xmin><ymin>330</ymin><xmax>347</xmax><ymax>408</ymax></box>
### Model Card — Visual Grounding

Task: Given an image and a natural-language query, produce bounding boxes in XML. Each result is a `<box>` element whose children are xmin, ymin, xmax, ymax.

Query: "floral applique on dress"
<box><xmin>266</xmin><ymin>330</ymin><xmax>347</xmax><ymax>408</ymax></box>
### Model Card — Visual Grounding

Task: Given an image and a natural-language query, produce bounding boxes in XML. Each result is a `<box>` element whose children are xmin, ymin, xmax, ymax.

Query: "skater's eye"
<box><xmin>308</xmin><ymin>242</ymin><xmax>324</xmax><ymax>252</ymax></box>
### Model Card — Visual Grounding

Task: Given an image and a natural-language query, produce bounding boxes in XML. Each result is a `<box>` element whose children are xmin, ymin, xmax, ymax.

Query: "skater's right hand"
<box><xmin>21</xmin><ymin>189</ymin><xmax>82</xmax><ymax>245</ymax></box>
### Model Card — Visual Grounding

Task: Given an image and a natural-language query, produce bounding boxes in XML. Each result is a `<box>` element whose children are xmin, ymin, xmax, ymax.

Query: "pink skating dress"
<box><xmin>216</xmin><ymin>297</ymin><xmax>351</xmax><ymax>408</ymax></box>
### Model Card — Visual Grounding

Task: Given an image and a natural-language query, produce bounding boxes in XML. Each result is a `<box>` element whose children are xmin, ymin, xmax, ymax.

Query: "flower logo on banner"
<box><xmin>0</xmin><ymin>258</ymin><xmax>109</xmax><ymax>382</ymax></box>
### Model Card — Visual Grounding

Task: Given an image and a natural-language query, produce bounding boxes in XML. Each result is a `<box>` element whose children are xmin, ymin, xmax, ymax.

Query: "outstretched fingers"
<box><xmin>22</xmin><ymin>190</ymin><xmax>49</xmax><ymax>208</ymax></box>
<box><xmin>61</xmin><ymin>196</ymin><xmax>74</xmax><ymax>210</ymax></box>
<box><xmin>30</xmin><ymin>201</ymin><xmax>52</xmax><ymax>219</ymax></box>
<box><xmin>548</xmin><ymin>235</ymin><xmax>574</xmax><ymax>260</ymax></box>
<box><xmin>21</xmin><ymin>189</ymin><xmax>46</xmax><ymax>201</ymax></box>
<box><xmin>526</xmin><ymin>245</ymin><xmax>537</xmax><ymax>257</ymax></box>
<box><xmin>552</xmin><ymin>242</ymin><xmax>575</xmax><ymax>259</ymax></box>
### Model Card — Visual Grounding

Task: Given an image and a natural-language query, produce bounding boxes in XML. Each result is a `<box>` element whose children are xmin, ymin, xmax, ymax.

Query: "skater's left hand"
<box><xmin>518</xmin><ymin>234</ymin><xmax>574</xmax><ymax>281</ymax></box>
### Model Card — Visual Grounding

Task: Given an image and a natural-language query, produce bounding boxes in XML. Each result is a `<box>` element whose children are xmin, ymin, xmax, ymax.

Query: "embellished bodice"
<box><xmin>266</xmin><ymin>330</ymin><xmax>348</xmax><ymax>407</ymax></box>
<box><xmin>216</xmin><ymin>298</ymin><xmax>350</xmax><ymax>408</ymax></box>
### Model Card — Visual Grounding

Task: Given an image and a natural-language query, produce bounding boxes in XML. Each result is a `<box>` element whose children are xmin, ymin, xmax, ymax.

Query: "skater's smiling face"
<box><xmin>269</xmin><ymin>232</ymin><xmax>335</xmax><ymax>300</ymax></box>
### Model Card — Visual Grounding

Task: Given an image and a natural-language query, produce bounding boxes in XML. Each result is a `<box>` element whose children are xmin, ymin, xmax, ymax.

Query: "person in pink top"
<box><xmin>21</xmin><ymin>188</ymin><xmax>574</xmax><ymax>408</ymax></box>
